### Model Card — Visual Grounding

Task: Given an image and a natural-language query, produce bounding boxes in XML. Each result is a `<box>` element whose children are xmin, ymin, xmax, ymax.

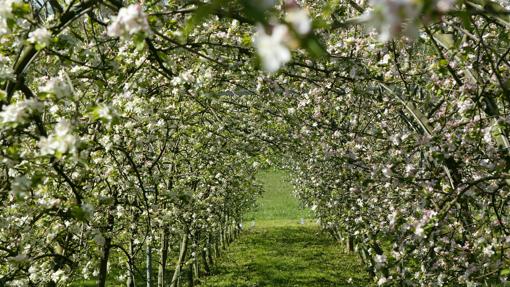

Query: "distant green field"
<box><xmin>244</xmin><ymin>169</ymin><xmax>312</xmax><ymax>221</ymax></box>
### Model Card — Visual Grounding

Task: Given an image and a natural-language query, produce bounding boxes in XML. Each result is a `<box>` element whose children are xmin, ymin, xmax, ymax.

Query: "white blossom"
<box><xmin>0</xmin><ymin>55</ymin><xmax>14</xmax><ymax>80</ymax></box>
<box><xmin>361</xmin><ymin>0</ymin><xmax>421</xmax><ymax>42</ymax></box>
<box><xmin>285</xmin><ymin>8</ymin><xmax>312</xmax><ymax>35</ymax></box>
<box><xmin>8</xmin><ymin>254</ymin><xmax>28</xmax><ymax>263</ymax></box>
<box><xmin>415</xmin><ymin>209</ymin><xmax>437</xmax><ymax>238</ymax></box>
<box><xmin>377</xmin><ymin>276</ymin><xmax>388</xmax><ymax>286</ymax></box>
<box><xmin>374</xmin><ymin>254</ymin><xmax>387</xmax><ymax>266</ymax></box>
<box><xmin>40</xmin><ymin>74</ymin><xmax>72</xmax><ymax>98</ymax></box>
<box><xmin>28</xmin><ymin>27</ymin><xmax>52</xmax><ymax>47</ymax></box>
<box><xmin>436</xmin><ymin>0</ymin><xmax>455</xmax><ymax>12</ymax></box>
<box><xmin>483</xmin><ymin>126</ymin><xmax>493</xmax><ymax>144</ymax></box>
<box><xmin>107</xmin><ymin>4</ymin><xmax>150</xmax><ymax>38</ymax></box>
<box><xmin>0</xmin><ymin>0</ymin><xmax>20</xmax><ymax>35</ymax></box>
<box><xmin>379</xmin><ymin>54</ymin><xmax>391</xmax><ymax>65</ymax></box>
<box><xmin>382</xmin><ymin>165</ymin><xmax>393</xmax><ymax>178</ymax></box>
<box><xmin>458</xmin><ymin>99</ymin><xmax>474</xmax><ymax>115</ymax></box>
<box><xmin>39</xmin><ymin>119</ymin><xmax>77</xmax><ymax>156</ymax></box>
<box><xmin>253</xmin><ymin>24</ymin><xmax>291</xmax><ymax>72</ymax></box>
<box><xmin>50</xmin><ymin>269</ymin><xmax>67</xmax><ymax>283</ymax></box>
<box><xmin>482</xmin><ymin>245</ymin><xmax>494</xmax><ymax>257</ymax></box>
<box><xmin>0</xmin><ymin>0</ymin><xmax>16</xmax><ymax>18</ymax></box>
<box><xmin>0</xmin><ymin>99</ymin><xmax>41</xmax><ymax>124</ymax></box>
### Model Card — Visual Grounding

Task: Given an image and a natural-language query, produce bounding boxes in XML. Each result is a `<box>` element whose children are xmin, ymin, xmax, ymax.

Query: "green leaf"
<box><xmin>133</xmin><ymin>33</ymin><xmax>146</xmax><ymax>51</ymax></box>
<box><xmin>438</xmin><ymin>59</ymin><xmax>449</xmax><ymax>68</ymax></box>
<box><xmin>241</xmin><ymin>33</ymin><xmax>253</xmax><ymax>47</ymax></box>
<box><xmin>434</xmin><ymin>34</ymin><xmax>454</xmax><ymax>50</ymax></box>
<box><xmin>239</xmin><ymin>0</ymin><xmax>268</xmax><ymax>23</ymax></box>
<box><xmin>302</xmin><ymin>36</ymin><xmax>327</xmax><ymax>59</ymax></box>
<box><xmin>34</xmin><ymin>42</ymin><xmax>46</xmax><ymax>51</ymax></box>
<box><xmin>70</xmin><ymin>206</ymin><xmax>88</xmax><ymax>221</ymax></box>
<box><xmin>6</xmin><ymin>18</ymin><xmax>16</xmax><ymax>30</ymax></box>
<box><xmin>12</xmin><ymin>2</ymin><xmax>31</xmax><ymax>15</ymax></box>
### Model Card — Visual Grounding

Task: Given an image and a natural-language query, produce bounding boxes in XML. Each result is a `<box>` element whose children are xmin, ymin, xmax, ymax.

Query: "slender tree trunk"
<box><xmin>147</xmin><ymin>243</ymin><xmax>153</xmax><ymax>287</ymax></box>
<box><xmin>214</xmin><ymin>233</ymin><xmax>220</xmax><ymax>257</ymax></box>
<box><xmin>98</xmin><ymin>211</ymin><xmax>115</xmax><ymax>287</ymax></box>
<box><xmin>227</xmin><ymin>224</ymin><xmax>232</xmax><ymax>245</ymax></box>
<box><xmin>127</xmin><ymin>240</ymin><xmax>136</xmax><ymax>287</ymax></box>
<box><xmin>192</xmin><ymin>235</ymin><xmax>200</xmax><ymax>281</ymax></box>
<box><xmin>97</xmin><ymin>237</ymin><xmax>112</xmax><ymax>287</ymax></box>
<box><xmin>158</xmin><ymin>229</ymin><xmax>169</xmax><ymax>287</ymax></box>
<box><xmin>220</xmin><ymin>228</ymin><xmax>226</xmax><ymax>250</ymax></box>
<box><xmin>170</xmin><ymin>233</ymin><xmax>189</xmax><ymax>287</ymax></box>
<box><xmin>188</xmin><ymin>264</ymin><xmax>194</xmax><ymax>287</ymax></box>
<box><xmin>347</xmin><ymin>236</ymin><xmax>354</xmax><ymax>253</ymax></box>
<box><xmin>201</xmin><ymin>248</ymin><xmax>210</xmax><ymax>275</ymax></box>
<box><xmin>206</xmin><ymin>234</ymin><xmax>214</xmax><ymax>267</ymax></box>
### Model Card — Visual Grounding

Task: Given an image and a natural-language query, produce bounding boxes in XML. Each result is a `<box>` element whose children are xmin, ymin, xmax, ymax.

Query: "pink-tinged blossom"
<box><xmin>285</xmin><ymin>8</ymin><xmax>312</xmax><ymax>35</ymax></box>
<box><xmin>253</xmin><ymin>24</ymin><xmax>291</xmax><ymax>72</ymax></box>
<box><xmin>436</xmin><ymin>0</ymin><xmax>455</xmax><ymax>12</ymax></box>
<box><xmin>361</xmin><ymin>0</ymin><xmax>421</xmax><ymax>42</ymax></box>
<box><xmin>107</xmin><ymin>4</ymin><xmax>150</xmax><ymax>38</ymax></box>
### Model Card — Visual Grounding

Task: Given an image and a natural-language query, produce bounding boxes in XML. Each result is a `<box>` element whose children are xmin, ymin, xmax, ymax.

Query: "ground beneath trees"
<box><xmin>198</xmin><ymin>170</ymin><xmax>372</xmax><ymax>287</ymax></box>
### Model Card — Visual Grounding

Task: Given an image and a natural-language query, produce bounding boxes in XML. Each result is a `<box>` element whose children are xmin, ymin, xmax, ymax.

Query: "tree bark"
<box><xmin>201</xmin><ymin>248</ymin><xmax>210</xmax><ymax>275</ymax></box>
<box><xmin>97</xmin><ymin>237</ymin><xmax>112</xmax><ymax>287</ymax></box>
<box><xmin>146</xmin><ymin>243</ymin><xmax>153</xmax><ymax>287</ymax></box>
<box><xmin>127</xmin><ymin>240</ymin><xmax>136</xmax><ymax>287</ymax></box>
<box><xmin>170</xmin><ymin>233</ymin><xmax>189</xmax><ymax>287</ymax></box>
<box><xmin>157</xmin><ymin>229</ymin><xmax>169</xmax><ymax>287</ymax></box>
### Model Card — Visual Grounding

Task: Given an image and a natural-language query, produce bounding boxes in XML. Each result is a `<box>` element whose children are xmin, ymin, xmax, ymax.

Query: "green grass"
<box><xmin>245</xmin><ymin>169</ymin><xmax>311</xmax><ymax>221</ymax></box>
<box><xmin>69</xmin><ymin>280</ymin><xmax>96</xmax><ymax>287</ymax></box>
<box><xmin>199</xmin><ymin>169</ymin><xmax>372</xmax><ymax>287</ymax></box>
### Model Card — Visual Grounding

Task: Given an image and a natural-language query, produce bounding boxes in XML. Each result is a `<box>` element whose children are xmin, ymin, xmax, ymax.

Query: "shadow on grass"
<box><xmin>199</xmin><ymin>222</ymin><xmax>372</xmax><ymax>287</ymax></box>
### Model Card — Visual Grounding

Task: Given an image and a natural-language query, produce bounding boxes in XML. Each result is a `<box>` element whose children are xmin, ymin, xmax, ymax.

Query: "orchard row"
<box><xmin>1</xmin><ymin>0</ymin><xmax>509</xmax><ymax>286</ymax></box>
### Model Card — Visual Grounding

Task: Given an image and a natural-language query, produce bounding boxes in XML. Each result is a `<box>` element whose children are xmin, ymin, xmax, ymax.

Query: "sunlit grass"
<box><xmin>199</xmin><ymin>169</ymin><xmax>372</xmax><ymax>287</ymax></box>
<box><xmin>245</xmin><ymin>169</ymin><xmax>311</xmax><ymax>221</ymax></box>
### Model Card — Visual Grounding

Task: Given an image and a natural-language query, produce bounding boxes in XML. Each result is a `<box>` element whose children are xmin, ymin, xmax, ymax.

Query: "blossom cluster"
<box><xmin>0</xmin><ymin>0</ymin><xmax>20</xmax><ymax>35</ymax></box>
<box><xmin>39</xmin><ymin>119</ymin><xmax>77</xmax><ymax>156</ymax></box>
<box><xmin>107</xmin><ymin>4</ymin><xmax>151</xmax><ymax>39</ymax></box>
<box><xmin>0</xmin><ymin>98</ymin><xmax>41</xmax><ymax>125</ymax></box>
<box><xmin>253</xmin><ymin>2</ymin><xmax>312</xmax><ymax>72</ymax></box>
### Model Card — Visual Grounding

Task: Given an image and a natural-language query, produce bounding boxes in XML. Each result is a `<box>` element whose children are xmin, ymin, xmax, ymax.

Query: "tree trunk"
<box><xmin>98</xmin><ymin>210</ymin><xmax>115</xmax><ymax>287</ymax></box>
<box><xmin>97</xmin><ymin>237</ymin><xmax>112</xmax><ymax>287</ymax></box>
<box><xmin>188</xmin><ymin>264</ymin><xmax>194</xmax><ymax>287</ymax></box>
<box><xmin>220</xmin><ymin>228</ymin><xmax>226</xmax><ymax>250</ymax></box>
<box><xmin>170</xmin><ymin>233</ymin><xmax>189</xmax><ymax>287</ymax></box>
<box><xmin>192</xmin><ymin>235</ymin><xmax>200</xmax><ymax>281</ymax></box>
<box><xmin>158</xmin><ymin>229</ymin><xmax>169</xmax><ymax>287</ymax></box>
<box><xmin>127</xmin><ymin>240</ymin><xmax>136</xmax><ymax>287</ymax></box>
<box><xmin>201</xmin><ymin>248</ymin><xmax>210</xmax><ymax>275</ymax></box>
<box><xmin>206</xmin><ymin>234</ymin><xmax>214</xmax><ymax>267</ymax></box>
<box><xmin>214</xmin><ymin>233</ymin><xmax>220</xmax><ymax>258</ymax></box>
<box><xmin>147</xmin><ymin>242</ymin><xmax>153</xmax><ymax>287</ymax></box>
<box><xmin>347</xmin><ymin>235</ymin><xmax>354</xmax><ymax>253</ymax></box>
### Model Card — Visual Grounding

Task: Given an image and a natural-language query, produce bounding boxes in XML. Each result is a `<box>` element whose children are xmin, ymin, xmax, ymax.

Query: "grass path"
<box><xmin>199</xmin><ymin>170</ymin><xmax>372</xmax><ymax>286</ymax></box>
